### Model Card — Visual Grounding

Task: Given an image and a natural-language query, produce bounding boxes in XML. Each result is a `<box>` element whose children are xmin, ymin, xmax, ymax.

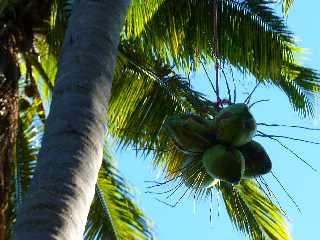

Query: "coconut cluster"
<box><xmin>165</xmin><ymin>103</ymin><xmax>272</xmax><ymax>187</ymax></box>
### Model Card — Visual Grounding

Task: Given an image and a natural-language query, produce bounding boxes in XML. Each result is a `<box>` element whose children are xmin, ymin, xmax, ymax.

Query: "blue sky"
<box><xmin>116</xmin><ymin>2</ymin><xmax>320</xmax><ymax>239</ymax></box>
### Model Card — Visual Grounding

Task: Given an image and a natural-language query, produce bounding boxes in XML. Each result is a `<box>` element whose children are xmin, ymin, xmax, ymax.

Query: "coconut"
<box><xmin>238</xmin><ymin>140</ymin><xmax>272</xmax><ymax>178</ymax></box>
<box><xmin>164</xmin><ymin>115</ymin><xmax>215</xmax><ymax>153</ymax></box>
<box><xmin>181</xmin><ymin>155</ymin><xmax>216</xmax><ymax>189</ymax></box>
<box><xmin>214</xmin><ymin>103</ymin><xmax>256</xmax><ymax>146</ymax></box>
<box><xmin>202</xmin><ymin>145</ymin><xmax>245</xmax><ymax>184</ymax></box>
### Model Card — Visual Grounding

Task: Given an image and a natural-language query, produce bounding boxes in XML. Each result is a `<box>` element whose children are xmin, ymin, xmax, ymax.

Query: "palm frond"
<box><xmin>275</xmin><ymin>78</ymin><xmax>314</xmax><ymax>117</ymax></box>
<box><xmin>126</xmin><ymin>0</ymin><xmax>166</xmax><ymax>37</ymax></box>
<box><xmin>14</xmin><ymin>90</ymin><xmax>45</xmax><ymax>205</ymax></box>
<box><xmin>15</xmin><ymin>114</ymin><xmax>39</xmax><ymax>206</ymax></box>
<box><xmin>282</xmin><ymin>0</ymin><xmax>295</xmax><ymax>16</ymax></box>
<box><xmin>0</xmin><ymin>0</ymin><xmax>10</xmax><ymax>16</ymax></box>
<box><xmin>31</xmin><ymin>37</ymin><xmax>58</xmax><ymax>110</ymax></box>
<box><xmin>108</xmin><ymin>39</ymin><xmax>215</xmax><ymax>154</ymax></box>
<box><xmin>124</xmin><ymin>0</ymin><xmax>320</xmax><ymax>116</ymax></box>
<box><xmin>47</xmin><ymin>0</ymin><xmax>73</xmax><ymax>55</ymax></box>
<box><xmin>0</xmin><ymin>0</ymin><xmax>18</xmax><ymax>16</ymax></box>
<box><xmin>218</xmin><ymin>180</ymin><xmax>291</xmax><ymax>240</ymax></box>
<box><xmin>85</xmin><ymin>149</ymin><xmax>155</xmax><ymax>240</ymax></box>
<box><xmin>23</xmin><ymin>52</ymin><xmax>54</xmax><ymax>92</ymax></box>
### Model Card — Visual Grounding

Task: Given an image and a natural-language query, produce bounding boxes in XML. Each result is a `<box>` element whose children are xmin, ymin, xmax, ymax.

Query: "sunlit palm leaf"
<box><xmin>126</xmin><ymin>0</ymin><xmax>166</xmax><ymax>37</ymax></box>
<box><xmin>282</xmin><ymin>0</ymin><xmax>295</xmax><ymax>16</ymax></box>
<box><xmin>23</xmin><ymin>52</ymin><xmax>54</xmax><ymax>92</ymax></box>
<box><xmin>218</xmin><ymin>180</ymin><xmax>291</xmax><ymax>240</ymax></box>
<box><xmin>125</xmin><ymin>0</ymin><xmax>320</xmax><ymax>116</ymax></box>
<box><xmin>108</xmin><ymin>40</ymin><xmax>215</xmax><ymax>155</ymax></box>
<box><xmin>23</xmin><ymin>50</ymin><xmax>55</xmax><ymax>109</ymax></box>
<box><xmin>85</xmin><ymin>149</ymin><xmax>155</xmax><ymax>240</ymax></box>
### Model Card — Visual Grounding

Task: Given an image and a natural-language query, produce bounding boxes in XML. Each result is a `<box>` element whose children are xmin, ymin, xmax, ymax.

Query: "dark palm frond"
<box><xmin>46</xmin><ymin>0</ymin><xmax>73</xmax><ymax>55</ymax></box>
<box><xmin>218</xmin><ymin>180</ymin><xmax>291</xmax><ymax>240</ymax></box>
<box><xmin>85</xmin><ymin>149</ymin><xmax>155</xmax><ymax>240</ymax></box>
<box><xmin>0</xmin><ymin>0</ymin><xmax>11</xmax><ymax>16</ymax></box>
<box><xmin>14</xmin><ymin>88</ymin><xmax>45</xmax><ymax>204</ymax></box>
<box><xmin>15</xmin><ymin>114</ymin><xmax>39</xmax><ymax>206</ymax></box>
<box><xmin>284</xmin><ymin>63</ymin><xmax>320</xmax><ymax>97</ymax></box>
<box><xmin>0</xmin><ymin>0</ymin><xmax>21</xmax><ymax>17</ymax></box>
<box><xmin>125</xmin><ymin>0</ymin><xmax>320</xmax><ymax>116</ymax></box>
<box><xmin>274</xmin><ymin>77</ymin><xmax>315</xmax><ymax>117</ymax></box>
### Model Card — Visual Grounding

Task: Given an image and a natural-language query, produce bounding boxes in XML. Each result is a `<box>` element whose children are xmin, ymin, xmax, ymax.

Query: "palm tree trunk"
<box><xmin>14</xmin><ymin>0</ymin><xmax>130</xmax><ymax>239</ymax></box>
<box><xmin>0</xmin><ymin>79</ymin><xmax>19</xmax><ymax>239</ymax></box>
<box><xmin>0</xmin><ymin>39</ymin><xmax>20</xmax><ymax>240</ymax></box>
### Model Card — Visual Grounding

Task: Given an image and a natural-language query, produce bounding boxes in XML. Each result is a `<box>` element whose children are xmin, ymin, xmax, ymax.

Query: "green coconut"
<box><xmin>181</xmin><ymin>155</ymin><xmax>216</xmax><ymax>189</ymax></box>
<box><xmin>238</xmin><ymin>140</ymin><xmax>272</xmax><ymax>178</ymax></box>
<box><xmin>202</xmin><ymin>145</ymin><xmax>245</xmax><ymax>184</ymax></box>
<box><xmin>164</xmin><ymin>115</ymin><xmax>215</xmax><ymax>153</ymax></box>
<box><xmin>214</xmin><ymin>103</ymin><xmax>256</xmax><ymax>146</ymax></box>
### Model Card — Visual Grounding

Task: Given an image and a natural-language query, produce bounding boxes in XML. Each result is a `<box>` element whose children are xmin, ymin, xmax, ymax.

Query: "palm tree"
<box><xmin>0</xmin><ymin>0</ymin><xmax>150</xmax><ymax>239</ymax></box>
<box><xmin>10</xmin><ymin>0</ymin><xmax>131</xmax><ymax>239</ymax></box>
<box><xmin>1</xmin><ymin>2</ymin><xmax>156</xmax><ymax>239</ymax></box>
<box><xmin>5</xmin><ymin>0</ymin><xmax>314</xmax><ymax>239</ymax></box>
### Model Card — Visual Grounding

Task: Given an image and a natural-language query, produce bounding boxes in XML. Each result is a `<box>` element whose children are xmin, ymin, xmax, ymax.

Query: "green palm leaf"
<box><xmin>108</xmin><ymin>39</ymin><xmax>217</xmax><ymax>156</ymax></box>
<box><xmin>15</xmin><ymin>113</ymin><xmax>39</xmax><ymax>205</ymax></box>
<box><xmin>282</xmin><ymin>0</ymin><xmax>295</xmax><ymax>16</ymax></box>
<box><xmin>85</xmin><ymin>150</ymin><xmax>155</xmax><ymax>240</ymax></box>
<box><xmin>125</xmin><ymin>0</ymin><xmax>320</xmax><ymax>116</ymax></box>
<box><xmin>47</xmin><ymin>0</ymin><xmax>73</xmax><ymax>55</ymax></box>
<box><xmin>9</xmin><ymin>100</ymin><xmax>43</xmax><ymax>236</ymax></box>
<box><xmin>23</xmin><ymin>50</ymin><xmax>55</xmax><ymax>107</ymax></box>
<box><xmin>276</xmin><ymin>79</ymin><xmax>314</xmax><ymax>117</ymax></box>
<box><xmin>219</xmin><ymin>180</ymin><xmax>291</xmax><ymax>240</ymax></box>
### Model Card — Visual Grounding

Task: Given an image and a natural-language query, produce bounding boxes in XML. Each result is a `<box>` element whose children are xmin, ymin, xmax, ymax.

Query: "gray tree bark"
<box><xmin>14</xmin><ymin>0</ymin><xmax>130</xmax><ymax>239</ymax></box>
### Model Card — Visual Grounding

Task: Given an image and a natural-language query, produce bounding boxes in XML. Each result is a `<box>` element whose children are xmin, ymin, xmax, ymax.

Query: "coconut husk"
<box><xmin>238</xmin><ymin>140</ymin><xmax>272</xmax><ymax>178</ymax></box>
<box><xmin>214</xmin><ymin>103</ymin><xmax>256</xmax><ymax>146</ymax></box>
<box><xmin>164</xmin><ymin>115</ymin><xmax>216</xmax><ymax>154</ymax></box>
<box><xmin>202</xmin><ymin>145</ymin><xmax>245</xmax><ymax>184</ymax></box>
